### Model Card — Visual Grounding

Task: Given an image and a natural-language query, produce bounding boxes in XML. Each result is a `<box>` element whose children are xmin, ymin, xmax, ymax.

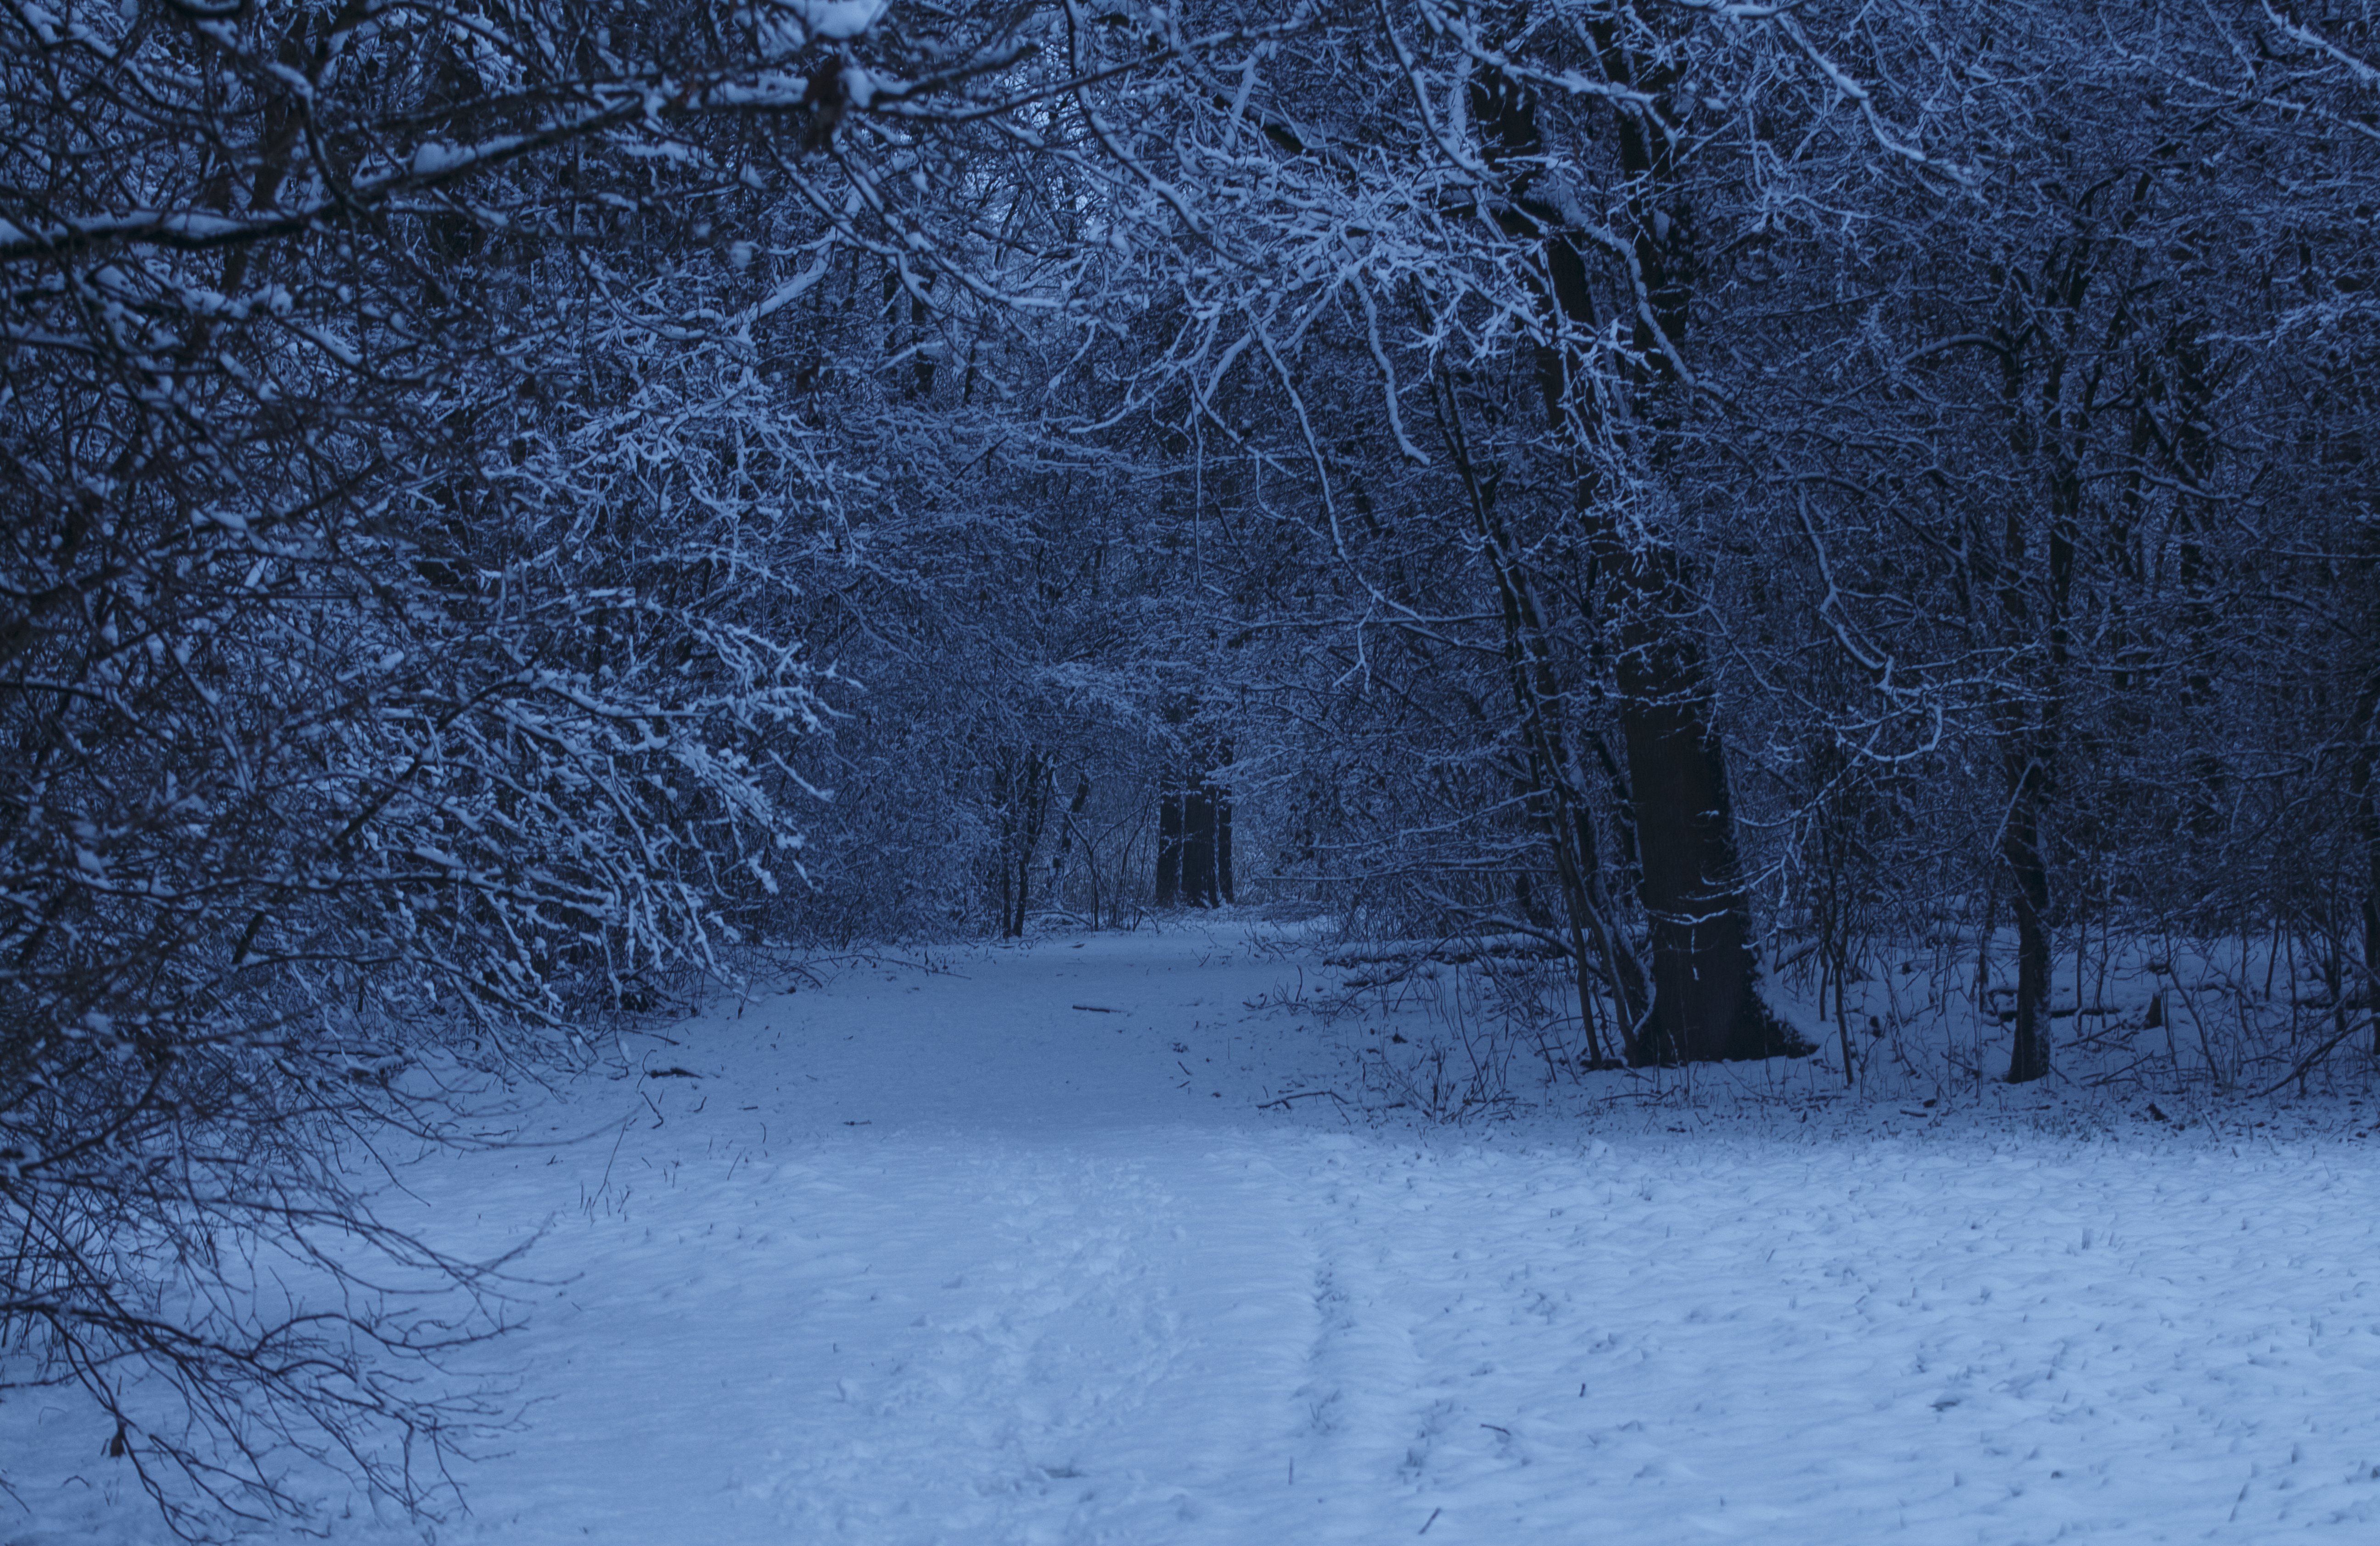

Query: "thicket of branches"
<box><xmin>0</xmin><ymin>0</ymin><xmax>1145</xmax><ymax>1528</ymax></box>
<box><xmin>5</xmin><ymin>0</ymin><xmax>2379</xmax><ymax>1533</ymax></box>
<box><xmin>1051</xmin><ymin>0</ymin><xmax>2380</xmax><ymax>1082</ymax></box>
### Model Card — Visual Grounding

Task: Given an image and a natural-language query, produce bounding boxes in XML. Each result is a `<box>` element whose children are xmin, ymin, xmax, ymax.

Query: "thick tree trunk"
<box><xmin>1465</xmin><ymin>51</ymin><xmax>1788</xmax><ymax>1067</ymax></box>
<box><xmin>1616</xmin><ymin>628</ymin><xmax>1774</xmax><ymax>1063</ymax></box>
<box><xmin>1182</xmin><ymin>780</ymin><xmax>1216</xmax><ymax>907</ymax></box>
<box><xmin>1155</xmin><ymin>780</ymin><xmax>1183</xmax><ymax>907</ymax></box>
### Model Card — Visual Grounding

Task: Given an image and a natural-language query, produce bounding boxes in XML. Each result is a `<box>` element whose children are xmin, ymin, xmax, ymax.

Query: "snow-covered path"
<box><xmin>10</xmin><ymin>927</ymin><xmax>2380</xmax><ymax>1543</ymax></box>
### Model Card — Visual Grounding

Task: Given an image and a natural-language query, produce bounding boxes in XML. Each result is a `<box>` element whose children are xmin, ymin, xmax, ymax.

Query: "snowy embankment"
<box><xmin>8</xmin><ymin>926</ymin><xmax>2380</xmax><ymax>1544</ymax></box>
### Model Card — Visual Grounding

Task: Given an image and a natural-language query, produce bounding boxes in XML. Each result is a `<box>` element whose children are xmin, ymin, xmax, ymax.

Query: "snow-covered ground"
<box><xmin>9</xmin><ymin>923</ymin><xmax>2380</xmax><ymax>1543</ymax></box>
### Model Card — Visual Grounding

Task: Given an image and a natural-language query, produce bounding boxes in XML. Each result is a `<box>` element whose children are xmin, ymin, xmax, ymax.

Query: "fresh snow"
<box><xmin>756</xmin><ymin>0</ymin><xmax>889</xmax><ymax>56</ymax></box>
<box><xmin>786</xmin><ymin>0</ymin><xmax>890</xmax><ymax>42</ymax></box>
<box><xmin>7</xmin><ymin>924</ymin><xmax>2380</xmax><ymax>1543</ymax></box>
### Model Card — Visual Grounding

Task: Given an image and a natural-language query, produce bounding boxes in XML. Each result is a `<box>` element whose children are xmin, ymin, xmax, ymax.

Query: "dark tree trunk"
<box><xmin>993</xmin><ymin>753</ymin><xmax>1017</xmax><ymax>936</ymax></box>
<box><xmin>2003</xmin><ymin>753</ymin><xmax>2054</xmax><ymax>1083</ymax></box>
<box><xmin>1158</xmin><ymin>738</ymin><xmax>1230</xmax><ymax>909</ymax></box>
<box><xmin>1013</xmin><ymin>762</ymin><xmax>1052</xmax><ymax>937</ymax></box>
<box><xmin>1155</xmin><ymin>780</ymin><xmax>1183</xmax><ymax>907</ymax></box>
<box><xmin>1182</xmin><ymin>780</ymin><xmax>1216</xmax><ymax>907</ymax></box>
<box><xmin>2353</xmin><ymin>679</ymin><xmax>2380</xmax><ymax>1057</ymax></box>
<box><xmin>996</xmin><ymin>836</ymin><xmax>1014</xmax><ymax>937</ymax></box>
<box><xmin>1216</xmin><ymin>779</ymin><xmax>1234</xmax><ymax>904</ymax></box>
<box><xmin>998</xmin><ymin>750</ymin><xmax>1053</xmax><ymax>939</ymax></box>
<box><xmin>1617</xmin><ymin>629</ymin><xmax>1773</xmax><ymax>1063</ymax></box>
<box><xmin>1465</xmin><ymin>46</ymin><xmax>1786</xmax><ymax>1067</ymax></box>
<box><xmin>1050</xmin><ymin>773</ymin><xmax>1092</xmax><ymax>906</ymax></box>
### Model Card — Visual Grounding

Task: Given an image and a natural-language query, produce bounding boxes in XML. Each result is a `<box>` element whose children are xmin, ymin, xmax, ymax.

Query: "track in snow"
<box><xmin>7</xmin><ymin>926</ymin><xmax>2380</xmax><ymax>1544</ymax></box>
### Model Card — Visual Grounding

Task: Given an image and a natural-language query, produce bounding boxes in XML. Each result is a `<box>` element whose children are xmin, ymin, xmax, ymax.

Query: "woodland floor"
<box><xmin>8</xmin><ymin>921</ymin><xmax>2380</xmax><ymax>1544</ymax></box>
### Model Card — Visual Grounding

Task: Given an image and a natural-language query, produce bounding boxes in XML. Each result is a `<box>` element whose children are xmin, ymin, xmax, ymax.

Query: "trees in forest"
<box><xmin>10</xmin><ymin>0</ymin><xmax>2380</xmax><ymax>1530</ymax></box>
<box><xmin>1006</xmin><ymin>0</ymin><xmax>2380</xmax><ymax>1093</ymax></box>
<box><xmin>0</xmin><ymin>0</ymin><xmax>1213</xmax><ymax>1525</ymax></box>
<box><xmin>1065</xmin><ymin>0</ymin><xmax>1962</xmax><ymax>1063</ymax></box>
<box><xmin>1738</xmin><ymin>0</ymin><xmax>2380</xmax><ymax>1082</ymax></box>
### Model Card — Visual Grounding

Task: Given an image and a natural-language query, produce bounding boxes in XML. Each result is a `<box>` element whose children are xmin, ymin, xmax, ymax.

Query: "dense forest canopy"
<box><xmin>4</xmin><ymin>0</ymin><xmax>2378</xmax><ymax>1531</ymax></box>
